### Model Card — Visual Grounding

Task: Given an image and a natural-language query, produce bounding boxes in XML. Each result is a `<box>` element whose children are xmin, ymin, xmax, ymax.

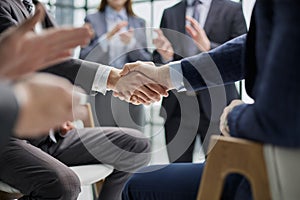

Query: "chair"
<box><xmin>0</xmin><ymin>103</ymin><xmax>114</xmax><ymax>200</ymax></box>
<box><xmin>196</xmin><ymin>135</ymin><xmax>300</xmax><ymax>200</ymax></box>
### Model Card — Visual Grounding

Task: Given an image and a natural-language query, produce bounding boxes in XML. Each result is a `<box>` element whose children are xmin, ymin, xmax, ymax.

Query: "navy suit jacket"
<box><xmin>181</xmin><ymin>1</ymin><xmax>300</xmax><ymax>147</ymax></box>
<box><xmin>155</xmin><ymin>0</ymin><xmax>247</xmax><ymax>122</ymax></box>
<box><xmin>0</xmin><ymin>0</ymin><xmax>99</xmax><ymax>94</ymax></box>
<box><xmin>80</xmin><ymin>11</ymin><xmax>151</xmax><ymax>65</ymax></box>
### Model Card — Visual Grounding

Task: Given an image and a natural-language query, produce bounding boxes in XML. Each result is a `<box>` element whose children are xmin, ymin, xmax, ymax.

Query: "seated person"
<box><xmin>120</xmin><ymin>1</ymin><xmax>300</xmax><ymax>199</ymax></box>
<box><xmin>0</xmin><ymin>4</ymin><xmax>153</xmax><ymax>200</ymax></box>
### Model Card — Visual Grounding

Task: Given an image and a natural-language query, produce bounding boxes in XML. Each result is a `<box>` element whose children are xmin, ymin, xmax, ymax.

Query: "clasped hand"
<box><xmin>108</xmin><ymin>61</ymin><xmax>172</xmax><ymax>105</ymax></box>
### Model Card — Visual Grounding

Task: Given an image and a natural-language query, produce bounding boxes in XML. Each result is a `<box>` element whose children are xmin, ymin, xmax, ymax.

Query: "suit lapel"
<box><xmin>98</xmin><ymin>12</ymin><xmax>107</xmax><ymax>35</ymax></box>
<box><xmin>177</xmin><ymin>1</ymin><xmax>187</xmax><ymax>33</ymax></box>
<box><xmin>204</xmin><ymin>0</ymin><xmax>220</xmax><ymax>34</ymax></box>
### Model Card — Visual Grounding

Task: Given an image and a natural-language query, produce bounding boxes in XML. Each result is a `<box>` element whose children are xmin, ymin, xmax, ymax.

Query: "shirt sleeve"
<box><xmin>169</xmin><ymin>61</ymin><xmax>186</xmax><ymax>92</ymax></box>
<box><xmin>91</xmin><ymin>64</ymin><xmax>113</xmax><ymax>95</ymax></box>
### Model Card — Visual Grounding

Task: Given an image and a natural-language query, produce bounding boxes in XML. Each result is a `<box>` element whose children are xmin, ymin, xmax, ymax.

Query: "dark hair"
<box><xmin>98</xmin><ymin>0</ymin><xmax>136</xmax><ymax>16</ymax></box>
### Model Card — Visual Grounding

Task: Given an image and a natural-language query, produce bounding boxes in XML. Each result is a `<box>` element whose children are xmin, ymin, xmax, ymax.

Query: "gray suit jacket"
<box><xmin>0</xmin><ymin>0</ymin><xmax>99</xmax><ymax>94</ymax></box>
<box><xmin>154</xmin><ymin>0</ymin><xmax>247</xmax><ymax>122</ymax></box>
<box><xmin>79</xmin><ymin>11</ymin><xmax>151</xmax><ymax>65</ymax></box>
<box><xmin>0</xmin><ymin>82</ymin><xmax>19</xmax><ymax>150</ymax></box>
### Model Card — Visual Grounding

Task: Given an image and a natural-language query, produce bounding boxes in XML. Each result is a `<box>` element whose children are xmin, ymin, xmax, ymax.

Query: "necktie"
<box><xmin>192</xmin><ymin>0</ymin><xmax>202</xmax><ymax>22</ymax></box>
<box><xmin>23</xmin><ymin>0</ymin><xmax>34</xmax><ymax>15</ymax></box>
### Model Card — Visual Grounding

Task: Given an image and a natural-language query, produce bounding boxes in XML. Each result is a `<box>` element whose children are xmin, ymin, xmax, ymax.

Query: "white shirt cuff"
<box><xmin>169</xmin><ymin>61</ymin><xmax>186</xmax><ymax>92</ymax></box>
<box><xmin>92</xmin><ymin>64</ymin><xmax>113</xmax><ymax>95</ymax></box>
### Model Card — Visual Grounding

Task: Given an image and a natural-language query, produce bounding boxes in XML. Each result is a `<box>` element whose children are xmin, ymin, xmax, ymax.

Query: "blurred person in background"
<box><xmin>153</xmin><ymin>0</ymin><xmax>247</xmax><ymax>162</ymax></box>
<box><xmin>80</xmin><ymin>0</ymin><xmax>152</xmax><ymax>132</ymax></box>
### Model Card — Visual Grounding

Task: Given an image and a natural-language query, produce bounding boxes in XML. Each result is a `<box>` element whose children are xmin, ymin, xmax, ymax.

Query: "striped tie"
<box><xmin>23</xmin><ymin>0</ymin><xmax>34</xmax><ymax>14</ymax></box>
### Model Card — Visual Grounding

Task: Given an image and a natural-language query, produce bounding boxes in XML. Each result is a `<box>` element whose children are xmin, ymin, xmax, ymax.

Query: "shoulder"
<box><xmin>215</xmin><ymin>0</ymin><xmax>242</xmax><ymax>11</ymax></box>
<box><xmin>164</xmin><ymin>1</ymin><xmax>183</xmax><ymax>14</ymax></box>
<box><xmin>130</xmin><ymin>15</ymin><xmax>146</xmax><ymax>26</ymax></box>
<box><xmin>85</xmin><ymin>11</ymin><xmax>105</xmax><ymax>22</ymax></box>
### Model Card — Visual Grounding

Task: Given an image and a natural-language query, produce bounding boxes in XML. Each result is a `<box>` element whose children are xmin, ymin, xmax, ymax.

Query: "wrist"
<box><xmin>158</xmin><ymin>65</ymin><xmax>173</xmax><ymax>90</ymax></box>
<box><xmin>107</xmin><ymin>68</ymin><xmax>121</xmax><ymax>90</ymax></box>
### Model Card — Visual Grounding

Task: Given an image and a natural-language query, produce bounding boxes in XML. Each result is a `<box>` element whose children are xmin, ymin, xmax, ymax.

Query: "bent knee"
<box><xmin>37</xmin><ymin>169</ymin><xmax>81</xmax><ymax>200</ymax></box>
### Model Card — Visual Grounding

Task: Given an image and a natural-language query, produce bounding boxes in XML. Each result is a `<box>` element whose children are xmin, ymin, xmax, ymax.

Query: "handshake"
<box><xmin>107</xmin><ymin>61</ymin><xmax>174</xmax><ymax>105</ymax></box>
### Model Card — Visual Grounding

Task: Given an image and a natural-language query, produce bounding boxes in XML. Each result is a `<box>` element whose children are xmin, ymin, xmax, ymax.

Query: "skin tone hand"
<box><xmin>106</xmin><ymin>21</ymin><xmax>128</xmax><ymax>40</ymax></box>
<box><xmin>153</xmin><ymin>29</ymin><xmax>174</xmax><ymax>61</ymax></box>
<box><xmin>119</xmin><ymin>28</ymin><xmax>134</xmax><ymax>45</ymax></box>
<box><xmin>13</xmin><ymin>73</ymin><xmax>85</xmax><ymax>138</ymax></box>
<box><xmin>0</xmin><ymin>4</ymin><xmax>93</xmax><ymax>79</ymax></box>
<box><xmin>118</xmin><ymin>61</ymin><xmax>173</xmax><ymax>104</ymax></box>
<box><xmin>58</xmin><ymin>121</ymin><xmax>76</xmax><ymax>136</ymax></box>
<box><xmin>107</xmin><ymin>66</ymin><xmax>168</xmax><ymax>105</ymax></box>
<box><xmin>220</xmin><ymin>99</ymin><xmax>245</xmax><ymax>136</ymax></box>
<box><xmin>185</xmin><ymin>16</ymin><xmax>211</xmax><ymax>52</ymax></box>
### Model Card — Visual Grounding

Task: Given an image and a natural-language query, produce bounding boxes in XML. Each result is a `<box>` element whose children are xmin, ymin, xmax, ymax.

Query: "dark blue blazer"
<box><xmin>181</xmin><ymin>1</ymin><xmax>300</xmax><ymax>147</ymax></box>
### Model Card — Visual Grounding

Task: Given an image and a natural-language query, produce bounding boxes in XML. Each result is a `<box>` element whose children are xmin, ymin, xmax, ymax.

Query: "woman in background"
<box><xmin>80</xmin><ymin>0</ymin><xmax>151</xmax><ymax>131</ymax></box>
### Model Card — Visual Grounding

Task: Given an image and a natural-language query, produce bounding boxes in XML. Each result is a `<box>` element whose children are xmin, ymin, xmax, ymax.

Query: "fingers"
<box><xmin>185</xmin><ymin>25</ymin><xmax>197</xmax><ymax>38</ymax></box>
<box><xmin>186</xmin><ymin>16</ymin><xmax>202</xmax><ymax>32</ymax></box>
<box><xmin>108</xmin><ymin>21</ymin><xmax>128</xmax><ymax>38</ymax></box>
<box><xmin>120</xmin><ymin>61</ymin><xmax>142</xmax><ymax>76</ymax></box>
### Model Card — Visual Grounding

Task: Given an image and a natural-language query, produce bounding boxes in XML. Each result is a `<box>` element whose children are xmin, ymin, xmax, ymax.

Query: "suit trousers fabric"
<box><xmin>122</xmin><ymin>163</ymin><xmax>251</xmax><ymax>200</ymax></box>
<box><xmin>93</xmin><ymin>91</ymin><xmax>145</xmax><ymax>132</ymax></box>
<box><xmin>0</xmin><ymin>127</ymin><xmax>150</xmax><ymax>200</ymax></box>
<box><xmin>163</xmin><ymin>92</ymin><xmax>220</xmax><ymax>163</ymax></box>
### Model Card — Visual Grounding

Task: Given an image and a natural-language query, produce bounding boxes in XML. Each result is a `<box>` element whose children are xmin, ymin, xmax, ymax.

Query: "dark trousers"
<box><xmin>163</xmin><ymin>92</ymin><xmax>220</xmax><ymax>163</ymax></box>
<box><xmin>122</xmin><ymin>163</ymin><xmax>252</xmax><ymax>200</ymax></box>
<box><xmin>0</xmin><ymin>127</ymin><xmax>150</xmax><ymax>200</ymax></box>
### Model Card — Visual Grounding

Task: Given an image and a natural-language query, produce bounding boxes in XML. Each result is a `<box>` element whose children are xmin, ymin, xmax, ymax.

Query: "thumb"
<box><xmin>18</xmin><ymin>4</ymin><xmax>45</xmax><ymax>34</ymax></box>
<box><xmin>120</xmin><ymin>62</ymin><xmax>140</xmax><ymax>76</ymax></box>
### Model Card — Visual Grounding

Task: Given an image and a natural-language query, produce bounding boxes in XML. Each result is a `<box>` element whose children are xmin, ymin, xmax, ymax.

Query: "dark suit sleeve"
<box><xmin>228</xmin><ymin>6</ymin><xmax>300</xmax><ymax>146</ymax></box>
<box><xmin>0</xmin><ymin>83</ymin><xmax>19</xmax><ymax>149</ymax></box>
<box><xmin>180</xmin><ymin>34</ymin><xmax>246</xmax><ymax>91</ymax></box>
<box><xmin>42</xmin><ymin>58</ymin><xmax>98</xmax><ymax>94</ymax></box>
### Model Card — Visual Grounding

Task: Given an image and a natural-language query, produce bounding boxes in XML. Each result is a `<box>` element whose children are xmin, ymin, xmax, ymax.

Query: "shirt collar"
<box><xmin>187</xmin><ymin>0</ymin><xmax>212</xmax><ymax>7</ymax></box>
<box><xmin>105</xmin><ymin>5</ymin><xmax>128</xmax><ymax>21</ymax></box>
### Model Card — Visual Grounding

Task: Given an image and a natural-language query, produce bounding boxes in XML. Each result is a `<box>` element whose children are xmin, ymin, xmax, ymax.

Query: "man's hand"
<box><xmin>107</xmin><ymin>66</ymin><xmax>168</xmax><ymax>105</ymax></box>
<box><xmin>0</xmin><ymin>4</ymin><xmax>93</xmax><ymax>79</ymax></box>
<box><xmin>153</xmin><ymin>29</ymin><xmax>174</xmax><ymax>62</ymax></box>
<box><xmin>185</xmin><ymin>16</ymin><xmax>211</xmax><ymax>52</ymax></box>
<box><xmin>106</xmin><ymin>21</ymin><xmax>128</xmax><ymax>40</ymax></box>
<box><xmin>220</xmin><ymin>99</ymin><xmax>245</xmax><ymax>136</ymax></box>
<box><xmin>13</xmin><ymin>73</ymin><xmax>84</xmax><ymax>138</ymax></box>
<box><xmin>57</xmin><ymin>121</ymin><xmax>76</xmax><ymax>136</ymax></box>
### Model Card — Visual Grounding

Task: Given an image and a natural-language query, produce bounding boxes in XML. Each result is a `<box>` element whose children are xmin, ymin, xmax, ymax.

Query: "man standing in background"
<box><xmin>153</xmin><ymin>0</ymin><xmax>247</xmax><ymax>162</ymax></box>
